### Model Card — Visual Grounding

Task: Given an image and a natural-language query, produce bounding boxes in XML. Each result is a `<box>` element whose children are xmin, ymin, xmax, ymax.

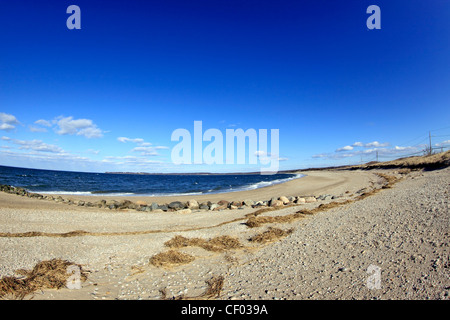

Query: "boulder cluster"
<box><xmin>0</xmin><ymin>184</ymin><xmax>338</xmax><ymax>213</ymax></box>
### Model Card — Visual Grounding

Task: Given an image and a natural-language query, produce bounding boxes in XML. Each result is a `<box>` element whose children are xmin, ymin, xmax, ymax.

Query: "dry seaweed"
<box><xmin>249</xmin><ymin>227</ymin><xmax>294</xmax><ymax>243</ymax></box>
<box><xmin>0</xmin><ymin>259</ymin><xmax>88</xmax><ymax>299</ymax></box>
<box><xmin>164</xmin><ymin>235</ymin><xmax>242</xmax><ymax>252</ymax></box>
<box><xmin>160</xmin><ymin>275</ymin><xmax>224</xmax><ymax>300</ymax></box>
<box><xmin>149</xmin><ymin>250</ymin><xmax>195</xmax><ymax>268</ymax></box>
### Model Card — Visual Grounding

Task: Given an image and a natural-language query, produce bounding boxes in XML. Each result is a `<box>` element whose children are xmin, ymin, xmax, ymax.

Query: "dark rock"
<box><xmin>230</xmin><ymin>201</ymin><xmax>243</xmax><ymax>207</ymax></box>
<box><xmin>199</xmin><ymin>203</ymin><xmax>210</xmax><ymax>210</ymax></box>
<box><xmin>118</xmin><ymin>200</ymin><xmax>134</xmax><ymax>209</ymax></box>
<box><xmin>243</xmin><ymin>199</ymin><xmax>255</xmax><ymax>206</ymax></box>
<box><xmin>168</xmin><ymin>201</ymin><xmax>185</xmax><ymax>209</ymax></box>
<box><xmin>218</xmin><ymin>200</ymin><xmax>229</xmax><ymax>207</ymax></box>
<box><xmin>106</xmin><ymin>200</ymin><xmax>118</xmax><ymax>209</ymax></box>
<box><xmin>159</xmin><ymin>204</ymin><xmax>169</xmax><ymax>211</ymax></box>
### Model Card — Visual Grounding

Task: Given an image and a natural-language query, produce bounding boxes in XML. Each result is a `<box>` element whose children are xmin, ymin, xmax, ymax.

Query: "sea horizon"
<box><xmin>0</xmin><ymin>164</ymin><xmax>304</xmax><ymax>197</ymax></box>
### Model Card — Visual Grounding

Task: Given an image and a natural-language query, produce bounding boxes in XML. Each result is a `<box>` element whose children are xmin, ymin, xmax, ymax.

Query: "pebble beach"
<box><xmin>0</xmin><ymin>159</ymin><xmax>448</xmax><ymax>300</ymax></box>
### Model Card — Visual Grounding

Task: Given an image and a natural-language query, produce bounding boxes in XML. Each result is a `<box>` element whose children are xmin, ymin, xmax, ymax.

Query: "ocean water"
<box><xmin>0</xmin><ymin>165</ymin><xmax>303</xmax><ymax>197</ymax></box>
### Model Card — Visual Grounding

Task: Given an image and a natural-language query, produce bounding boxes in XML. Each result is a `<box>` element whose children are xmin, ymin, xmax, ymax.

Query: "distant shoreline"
<box><xmin>104</xmin><ymin>171</ymin><xmax>298</xmax><ymax>176</ymax></box>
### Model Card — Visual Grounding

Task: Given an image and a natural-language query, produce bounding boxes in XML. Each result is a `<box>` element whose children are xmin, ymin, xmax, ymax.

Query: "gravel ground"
<box><xmin>220</xmin><ymin>167</ymin><xmax>450</xmax><ymax>300</ymax></box>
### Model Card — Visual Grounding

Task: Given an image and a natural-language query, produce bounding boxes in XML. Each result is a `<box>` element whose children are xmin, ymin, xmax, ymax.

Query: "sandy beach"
<box><xmin>0</xmin><ymin>163</ymin><xmax>448</xmax><ymax>300</ymax></box>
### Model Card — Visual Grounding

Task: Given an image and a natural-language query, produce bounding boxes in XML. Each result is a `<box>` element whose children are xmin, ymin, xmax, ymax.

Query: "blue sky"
<box><xmin>1</xmin><ymin>0</ymin><xmax>449</xmax><ymax>173</ymax></box>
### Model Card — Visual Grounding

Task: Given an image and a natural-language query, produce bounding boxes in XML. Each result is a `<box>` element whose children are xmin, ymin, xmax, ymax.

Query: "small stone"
<box><xmin>270</xmin><ymin>200</ymin><xmax>284</xmax><ymax>207</ymax></box>
<box><xmin>279</xmin><ymin>196</ymin><xmax>290</xmax><ymax>204</ymax></box>
<box><xmin>243</xmin><ymin>199</ymin><xmax>255</xmax><ymax>206</ymax></box>
<box><xmin>231</xmin><ymin>201</ymin><xmax>243</xmax><ymax>207</ymax></box>
<box><xmin>168</xmin><ymin>201</ymin><xmax>185</xmax><ymax>209</ymax></box>
<box><xmin>218</xmin><ymin>200</ymin><xmax>229</xmax><ymax>207</ymax></box>
<box><xmin>187</xmin><ymin>199</ymin><xmax>199</xmax><ymax>209</ymax></box>
<box><xmin>176</xmin><ymin>209</ymin><xmax>192</xmax><ymax>214</ymax></box>
<box><xmin>150</xmin><ymin>202</ymin><xmax>159</xmax><ymax>211</ymax></box>
<box><xmin>199</xmin><ymin>203</ymin><xmax>209</xmax><ymax>210</ymax></box>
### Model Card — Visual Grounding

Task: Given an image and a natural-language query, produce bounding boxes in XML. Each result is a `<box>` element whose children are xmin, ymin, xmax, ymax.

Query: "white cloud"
<box><xmin>35</xmin><ymin>119</ymin><xmax>52</xmax><ymax>127</ymax></box>
<box><xmin>336</xmin><ymin>145</ymin><xmax>354</xmax><ymax>152</ymax></box>
<box><xmin>255</xmin><ymin>150</ymin><xmax>267</xmax><ymax>157</ymax></box>
<box><xmin>11</xmin><ymin>139</ymin><xmax>64</xmax><ymax>153</ymax></box>
<box><xmin>117</xmin><ymin>137</ymin><xmax>145</xmax><ymax>144</ymax></box>
<box><xmin>365</xmin><ymin>141</ymin><xmax>390</xmax><ymax>148</ymax></box>
<box><xmin>104</xmin><ymin>155</ymin><xmax>163</xmax><ymax>166</ymax></box>
<box><xmin>85</xmin><ymin>149</ymin><xmax>100</xmax><ymax>155</ymax></box>
<box><xmin>29</xmin><ymin>125</ymin><xmax>48</xmax><ymax>133</ymax></box>
<box><xmin>351</xmin><ymin>141</ymin><xmax>389</xmax><ymax>148</ymax></box>
<box><xmin>55</xmin><ymin>116</ymin><xmax>103</xmax><ymax>138</ymax></box>
<box><xmin>254</xmin><ymin>150</ymin><xmax>287</xmax><ymax>162</ymax></box>
<box><xmin>132</xmin><ymin>146</ymin><xmax>169</xmax><ymax>156</ymax></box>
<box><xmin>0</xmin><ymin>123</ymin><xmax>15</xmax><ymax>131</ymax></box>
<box><xmin>0</xmin><ymin>113</ymin><xmax>19</xmax><ymax>131</ymax></box>
<box><xmin>434</xmin><ymin>140</ymin><xmax>450</xmax><ymax>147</ymax></box>
<box><xmin>117</xmin><ymin>136</ymin><xmax>168</xmax><ymax>156</ymax></box>
<box><xmin>313</xmin><ymin>144</ymin><xmax>424</xmax><ymax>160</ymax></box>
<box><xmin>131</xmin><ymin>146</ymin><xmax>159</xmax><ymax>156</ymax></box>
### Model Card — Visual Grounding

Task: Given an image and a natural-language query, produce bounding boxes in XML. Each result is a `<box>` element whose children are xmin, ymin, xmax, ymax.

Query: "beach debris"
<box><xmin>160</xmin><ymin>275</ymin><xmax>224</xmax><ymax>300</ymax></box>
<box><xmin>249</xmin><ymin>227</ymin><xmax>294</xmax><ymax>243</ymax></box>
<box><xmin>164</xmin><ymin>235</ymin><xmax>242</xmax><ymax>252</ymax></box>
<box><xmin>245</xmin><ymin>212</ymin><xmax>305</xmax><ymax>228</ymax></box>
<box><xmin>0</xmin><ymin>259</ymin><xmax>88</xmax><ymax>299</ymax></box>
<box><xmin>149</xmin><ymin>250</ymin><xmax>195</xmax><ymax>268</ymax></box>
